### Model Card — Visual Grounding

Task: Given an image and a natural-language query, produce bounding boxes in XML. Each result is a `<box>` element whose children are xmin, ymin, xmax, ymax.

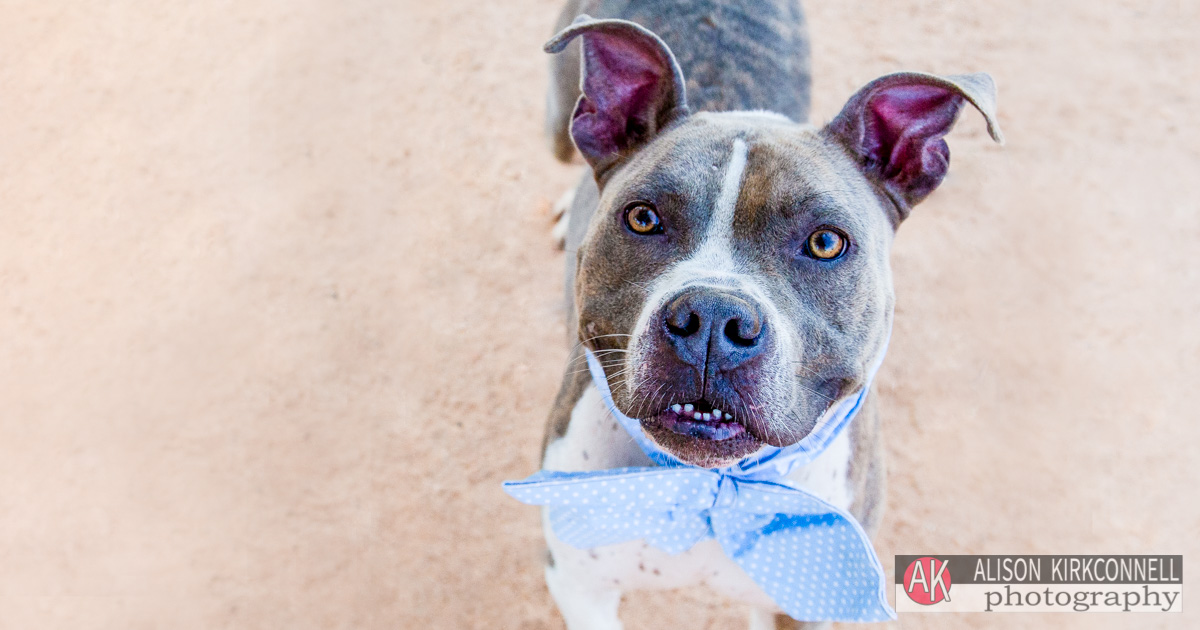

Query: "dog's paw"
<box><xmin>550</xmin><ymin>185</ymin><xmax>575</xmax><ymax>250</ymax></box>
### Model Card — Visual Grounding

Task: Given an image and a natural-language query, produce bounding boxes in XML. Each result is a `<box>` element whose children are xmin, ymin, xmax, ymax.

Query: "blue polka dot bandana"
<box><xmin>504</xmin><ymin>346</ymin><xmax>896</xmax><ymax>623</ymax></box>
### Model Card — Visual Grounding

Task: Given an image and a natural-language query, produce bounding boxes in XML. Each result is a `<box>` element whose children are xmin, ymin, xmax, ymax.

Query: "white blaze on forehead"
<box><xmin>712</xmin><ymin>138</ymin><xmax>749</xmax><ymax>243</ymax></box>
<box><xmin>691</xmin><ymin>137</ymin><xmax>749</xmax><ymax>275</ymax></box>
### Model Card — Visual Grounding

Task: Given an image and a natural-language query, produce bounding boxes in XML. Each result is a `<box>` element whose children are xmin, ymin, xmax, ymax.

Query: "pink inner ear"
<box><xmin>572</xmin><ymin>32</ymin><xmax>670</xmax><ymax>163</ymax></box>
<box><xmin>863</xmin><ymin>84</ymin><xmax>963</xmax><ymax>199</ymax></box>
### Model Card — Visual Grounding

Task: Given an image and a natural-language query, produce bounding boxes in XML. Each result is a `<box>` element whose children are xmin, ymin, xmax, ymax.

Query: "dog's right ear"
<box><xmin>545</xmin><ymin>16</ymin><xmax>689</xmax><ymax>179</ymax></box>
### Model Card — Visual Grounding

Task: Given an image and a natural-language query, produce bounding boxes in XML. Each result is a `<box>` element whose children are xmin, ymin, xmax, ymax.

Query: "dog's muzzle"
<box><xmin>623</xmin><ymin>285</ymin><xmax>781</xmax><ymax>458</ymax></box>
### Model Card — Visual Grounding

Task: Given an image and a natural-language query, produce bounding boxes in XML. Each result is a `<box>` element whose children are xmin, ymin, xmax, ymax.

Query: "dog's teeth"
<box><xmin>671</xmin><ymin>404</ymin><xmax>682</xmax><ymax>413</ymax></box>
<box><xmin>693</xmin><ymin>411</ymin><xmax>702</xmax><ymax>420</ymax></box>
<box><xmin>702</xmin><ymin>413</ymin><xmax>712</xmax><ymax>421</ymax></box>
<box><xmin>725</xmin><ymin>412</ymin><xmax>734</xmax><ymax>420</ymax></box>
<box><xmin>683</xmin><ymin>404</ymin><xmax>694</xmax><ymax>412</ymax></box>
<box><xmin>712</xmin><ymin>408</ymin><xmax>721</xmax><ymax>417</ymax></box>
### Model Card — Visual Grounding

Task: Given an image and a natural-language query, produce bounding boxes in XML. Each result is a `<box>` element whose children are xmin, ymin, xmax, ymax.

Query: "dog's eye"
<box><xmin>624</xmin><ymin>203</ymin><xmax>663</xmax><ymax>235</ymax></box>
<box><xmin>805</xmin><ymin>228</ymin><xmax>848</xmax><ymax>260</ymax></box>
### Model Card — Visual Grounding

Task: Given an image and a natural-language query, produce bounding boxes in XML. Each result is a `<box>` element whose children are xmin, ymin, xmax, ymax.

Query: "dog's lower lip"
<box><xmin>656</xmin><ymin>401</ymin><xmax>745</xmax><ymax>441</ymax></box>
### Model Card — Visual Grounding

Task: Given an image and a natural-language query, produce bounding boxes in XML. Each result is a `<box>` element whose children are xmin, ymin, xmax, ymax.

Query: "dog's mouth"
<box><xmin>655</xmin><ymin>399</ymin><xmax>745</xmax><ymax>441</ymax></box>
<box><xmin>639</xmin><ymin>398</ymin><xmax>763</xmax><ymax>467</ymax></box>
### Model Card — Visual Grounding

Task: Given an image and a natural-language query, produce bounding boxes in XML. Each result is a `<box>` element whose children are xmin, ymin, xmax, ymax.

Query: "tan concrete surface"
<box><xmin>0</xmin><ymin>1</ymin><xmax>1196</xmax><ymax>628</ymax></box>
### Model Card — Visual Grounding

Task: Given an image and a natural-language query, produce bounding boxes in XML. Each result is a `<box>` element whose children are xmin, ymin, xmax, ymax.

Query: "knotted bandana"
<box><xmin>503</xmin><ymin>344</ymin><xmax>896</xmax><ymax>623</ymax></box>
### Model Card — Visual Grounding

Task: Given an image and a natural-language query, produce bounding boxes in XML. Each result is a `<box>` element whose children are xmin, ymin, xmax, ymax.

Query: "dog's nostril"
<box><xmin>724</xmin><ymin>318</ymin><xmax>760</xmax><ymax>347</ymax></box>
<box><xmin>666</xmin><ymin>312</ymin><xmax>701</xmax><ymax>338</ymax></box>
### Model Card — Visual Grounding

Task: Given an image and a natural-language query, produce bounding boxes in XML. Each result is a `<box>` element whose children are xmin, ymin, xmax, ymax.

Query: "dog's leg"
<box><xmin>545</xmin><ymin>556</ymin><xmax>623</xmax><ymax>630</ymax></box>
<box><xmin>747</xmin><ymin>607</ymin><xmax>776</xmax><ymax>630</ymax></box>
<box><xmin>550</xmin><ymin>183</ymin><xmax>575</xmax><ymax>250</ymax></box>
<box><xmin>539</xmin><ymin>376</ymin><xmax>648</xmax><ymax>630</ymax></box>
<box><xmin>748</xmin><ymin>608</ymin><xmax>830</xmax><ymax>630</ymax></box>
<box><xmin>550</xmin><ymin>163</ymin><xmax>594</xmax><ymax>253</ymax></box>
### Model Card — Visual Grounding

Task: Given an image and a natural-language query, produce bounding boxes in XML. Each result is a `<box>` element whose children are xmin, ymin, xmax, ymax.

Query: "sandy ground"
<box><xmin>1</xmin><ymin>1</ymin><xmax>1198</xmax><ymax>628</ymax></box>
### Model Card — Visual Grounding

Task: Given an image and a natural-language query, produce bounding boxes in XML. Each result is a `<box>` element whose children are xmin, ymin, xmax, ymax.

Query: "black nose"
<box><xmin>662</xmin><ymin>288</ymin><xmax>767</xmax><ymax>370</ymax></box>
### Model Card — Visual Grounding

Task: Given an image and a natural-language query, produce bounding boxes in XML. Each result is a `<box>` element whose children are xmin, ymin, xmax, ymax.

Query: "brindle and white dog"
<box><xmin>536</xmin><ymin>2</ymin><xmax>1002</xmax><ymax>628</ymax></box>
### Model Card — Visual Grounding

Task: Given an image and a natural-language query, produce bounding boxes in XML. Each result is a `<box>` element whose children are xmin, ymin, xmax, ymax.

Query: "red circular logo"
<box><xmin>903</xmin><ymin>557</ymin><xmax>953</xmax><ymax>605</ymax></box>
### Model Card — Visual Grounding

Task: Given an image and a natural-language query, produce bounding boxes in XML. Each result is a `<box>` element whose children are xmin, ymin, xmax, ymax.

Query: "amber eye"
<box><xmin>806</xmin><ymin>228</ymin><xmax>848</xmax><ymax>260</ymax></box>
<box><xmin>624</xmin><ymin>203</ymin><xmax>663</xmax><ymax>235</ymax></box>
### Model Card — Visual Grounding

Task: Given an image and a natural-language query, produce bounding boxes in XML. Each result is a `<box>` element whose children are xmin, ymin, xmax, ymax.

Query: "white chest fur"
<box><xmin>540</xmin><ymin>384</ymin><xmax>855</xmax><ymax>625</ymax></box>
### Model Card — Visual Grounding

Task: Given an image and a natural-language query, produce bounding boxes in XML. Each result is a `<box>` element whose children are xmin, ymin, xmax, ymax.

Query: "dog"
<box><xmin>527</xmin><ymin>1</ymin><xmax>1002</xmax><ymax>628</ymax></box>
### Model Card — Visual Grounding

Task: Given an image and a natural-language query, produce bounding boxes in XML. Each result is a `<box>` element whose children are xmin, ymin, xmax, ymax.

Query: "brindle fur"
<box><xmin>548</xmin><ymin>0</ymin><xmax>811</xmax><ymax>162</ymax></box>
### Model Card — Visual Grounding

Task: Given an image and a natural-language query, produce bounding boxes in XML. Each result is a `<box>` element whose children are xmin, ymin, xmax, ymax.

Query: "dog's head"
<box><xmin>552</xmin><ymin>17</ymin><xmax>1002</xmax><ymax>467</ymax></box>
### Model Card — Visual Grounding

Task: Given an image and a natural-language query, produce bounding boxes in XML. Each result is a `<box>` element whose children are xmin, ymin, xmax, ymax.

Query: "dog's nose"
<box><xmin>662</xmin><ymin>289</ymin><xmax>766</xmax><ymax>369</ymax></box>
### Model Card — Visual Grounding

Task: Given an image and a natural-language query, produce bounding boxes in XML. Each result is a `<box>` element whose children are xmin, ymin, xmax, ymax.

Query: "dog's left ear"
<box><xmin>545</xmin><ymin>16</ymin><xmax>690</xmax><ymax>180</ymax></box>
<box><xmin>825</xmin><ymin>72</ymin><xmax>1004</xmax><ymax>219</ymax></box>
